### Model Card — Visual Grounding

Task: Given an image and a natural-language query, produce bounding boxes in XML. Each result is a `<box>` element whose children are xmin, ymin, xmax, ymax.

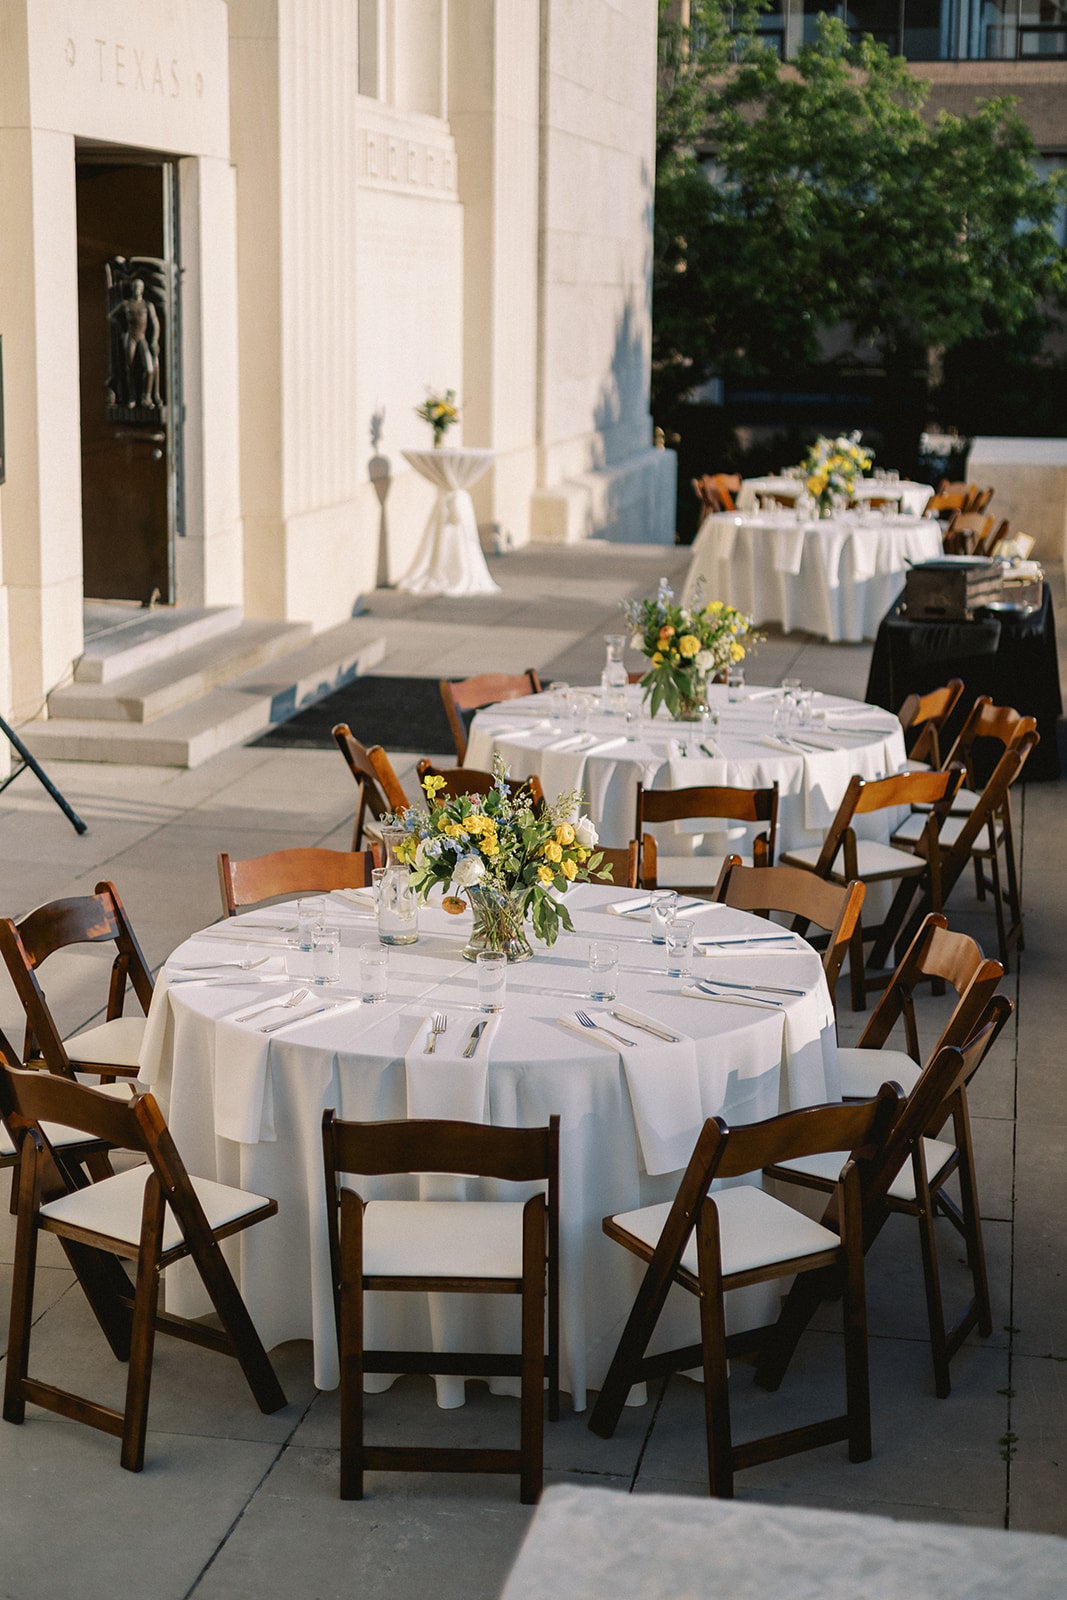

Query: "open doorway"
<box><xmin>76</xmin><ymin>158</ymin><xmax>180</xmax><ymax>604</ymax></box>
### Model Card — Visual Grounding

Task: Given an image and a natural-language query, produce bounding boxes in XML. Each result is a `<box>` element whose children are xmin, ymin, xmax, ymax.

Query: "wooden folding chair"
<box><xmin>0</xmin><ymin>1063</ymin><xmax>286</xmax><ymax>1471</ymax></box>
<box><xmin>0</xmin><ymin>882</ymin><xmax>154</xmax><ymax>1086</ymax></box>
<box><xmin>763</xmin><ymin>995</ymin><xmax>1013</xmax><ymax>1398</ymax></box>
<box><xmin>832</xmin><ymin>913</ymin><xmax>1003</xmax><ymax>1101</ymax></box>
<box><xmin>587</xmin><ymin>1086</ymin><xmax>903</xmax><ymax>1497</ymax></box>
<box><xmin>415</xmin><ymin>760</ymin><xmax>545</xmax><ymax>809</ymax></box>
<box><xmin>596</xmin><ymin>842</ymin><xmax>641</xmax><ymax>890</ymax></box>
<box><xmin>217</xmin><ymin>846</ymin><xmax>379</xmax><ymax>917</ymax></box>
<box><xmin>692</xmin><ymin>476</ymin><xmax>723</xmax><ymax>516</ymax></box>
<box><xmin>439</xmin><ymin>671</ymin><xmax>543</xmax><ymax>763</ymax></box>
<box><xmin>897</xmin><ymin>678</ymin><xmax>964</xmax><ymax>770</ymax></box>
<box><xmin>778</xmin><ymin>768</ymin><xmax>962</xmax><ymax>1009</ymax></box>
<box><xmin>943</xmin><ymin>512</ymin><xmax>994</xmax><ymax>555</ymax></box>
<box><xmin>637</xmin><ymin>781</ymin><xmax>779</xmax><ymax>896</ymax></box>
<box><xmin>924</xmin><ymin>487</ymin><xmax>973</xmax><ymax>521</ymax></box>
<box><xmin>332</xmin><ymin>725</ymin><xmax>410</xmax><ymax>849</ymax></box>
<box><xmin>975</xmin><ymin>518</ymin><xmax>1009</xmax><ymax>558</ymax></box>
<box><xmin>890</xmin><ymin>731</ymin><xmax>1039</xmax><ymax>967</ymax></box>
<box><xmin>321</xmin><ymin>1112</ymin><xmax>560</xmax><ymax>1503</ymax></box>
<box><xmin>713</xmin><ymin>858</ymin><xmax>866</xmax><ymax>1016</ymax></box>
<box><xmin>965</xmin><ymin>487</ymin><xmax>994</xmax><ymax>514</ymax></box>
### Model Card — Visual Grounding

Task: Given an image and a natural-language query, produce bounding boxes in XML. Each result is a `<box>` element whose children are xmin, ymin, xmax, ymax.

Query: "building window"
<box><xmin>749</xmin><ymin>0</ymin><xmax>1067</xmax><ymax>59</ymax></box>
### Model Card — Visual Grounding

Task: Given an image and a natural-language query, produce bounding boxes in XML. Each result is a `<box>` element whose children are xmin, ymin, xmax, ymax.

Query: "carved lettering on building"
<box><xmin>358</xmin><ymin>128</ymin><xmax>458</xmax><ymax>197</ymax></box>
<box><xmin>61</xmin><ymin>34</ymin><xmax>204</xmax><ymax>100</ymax></box>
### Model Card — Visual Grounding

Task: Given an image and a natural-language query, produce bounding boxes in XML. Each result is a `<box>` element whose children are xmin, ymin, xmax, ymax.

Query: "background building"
<box><xmin>0</xmin><ymin>0</ymin><xmax>675</xmax><ymax>731</ymax></box>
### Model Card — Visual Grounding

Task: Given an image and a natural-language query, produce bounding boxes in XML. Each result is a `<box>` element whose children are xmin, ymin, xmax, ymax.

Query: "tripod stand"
<box><xmin>0</xmin><ymin>714</ymin><xmax>87</xmax><ymax>834</ymax></box>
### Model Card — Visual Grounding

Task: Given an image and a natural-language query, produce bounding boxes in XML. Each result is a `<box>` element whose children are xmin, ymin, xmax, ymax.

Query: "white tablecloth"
<box><xmin>682</xmin><ymin>510</ymin><xmax>943</xmax><ymax>641</ymax></box>
<box><xmin>737</xmin><ymin>475</ymin><xmax>934</xmax><ymax>519</ymax></box>
<box><xmin>466</xmin><ymin>683</ymin><xmax>907</xmax><ymax>857</ymax></box>
<box><xmin>396</xmin><ymin>446</ymin><xmax>500</xmax><ymax>597</ymax></box>
<box><xmin>137</xmin><ymin>885</ymin><xmax>839</xmax><ymax>1402</ymax></box>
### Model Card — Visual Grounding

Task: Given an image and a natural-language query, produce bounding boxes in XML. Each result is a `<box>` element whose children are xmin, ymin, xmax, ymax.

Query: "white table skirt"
<box><xmin>396</xmin><ymin>447</ymin><xmax>500</xmax><ymax>597</ymax></box>
<box><xmin>466</xmin><ymin>683</ymin><xmax>907</xmax><ymax>858</ymax></box>
<box><xmin>737</xmin><ymin>475</ymin><xmax>934</xmax><ymax>519</ymax></box>
<box><xmin>682</xmin><ymin>511</ymin><xmax>943</xmax><ymax>641</ymax></box>
<box><xmin>137</xmin><ymin>885</ymin><xmax>839</xmax><ymax>1403</ymax></box>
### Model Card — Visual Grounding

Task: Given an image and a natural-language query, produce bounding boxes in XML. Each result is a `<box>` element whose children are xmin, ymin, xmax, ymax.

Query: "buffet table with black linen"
<box><xmin>137</xmin><ymin>884</ymin><xmax>841</xmax><ymax>1405</ymax></box>
<box><xmin>865</xmin><ymin>583</ymin><xmax>1061</xmax><ymax>781</ymax></box>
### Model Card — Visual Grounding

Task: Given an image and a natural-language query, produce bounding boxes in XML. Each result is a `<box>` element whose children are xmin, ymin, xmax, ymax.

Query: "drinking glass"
<box><xmin>796</xmin><ymin>688</ymin><xmax>815</xmax><ymax>729</ymax></box>
<box><xmin>548</xmin><ymin>681</ymin><xmax>570</xmax><ymax>733</ymax></box>
<box><xmin>727</xmin><ymin>667</ymin><xmax>745</xmax><ymax>702</ymax></box>
<box><xmin>476</xmin><ymin>951</ymin><xmax>507</xmax><ymax>1012</ymax></box>
<box><xmin>665</xmin><ymin>919</ymin><xmax>693</xmax><ymax>978</ymax></box>
<box><xmin>588</xmin><ymin>941</ymin><xmax>619</xmax><ymax>1002</ymax></box>
<box><xmin>311</xmin><ymin>926</ymin><xmax>341</xmax><ymax>985</ymax></box>
<box><xmin>378</xmin><ymin>870</ymin><xmax>419</xmax><ymax>946</ymax></box>
<box><xmin>295</xmin><ymin>895</ymin><xmax>325</xmax><ymax>951</ymax></box>
<box><xmin>358</xmin><ymin>944</ymin><xmax>388</xmax><ymax>1002</ymax></box>
<box><xmin>700</xmin><ymin>703</ymin><xmax>720</xmax><ymax>746</ymax></box>
<box><xmin>649</xmin><ymin>889</ymin><xmax>678</xmax><ymax>945</ymax></box>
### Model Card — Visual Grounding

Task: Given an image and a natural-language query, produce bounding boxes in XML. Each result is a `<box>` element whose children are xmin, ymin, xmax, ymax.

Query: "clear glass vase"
<box><xmin>462</xmin><ymin>885</ymin><xmax>533</xmax><ymax>963</ymax></box>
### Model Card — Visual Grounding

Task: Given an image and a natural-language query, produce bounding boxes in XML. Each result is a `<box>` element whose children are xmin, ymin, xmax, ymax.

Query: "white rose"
<box><xmin>630</xmin><ymin>633</ymin><xmax>643</xmax><ymax>651</ymax></box>
<box><xmin>574</xmin><ymin>815</ymin><xmax>598</xmax><ymax>849</ymax></box>
<box><xmin>453</xmin><ymin>854</ymin><xmax>486</xmax><ymax>889</ymax></box>
<box><xmin>695</xmin><ymin>650</ymin><xmax>714</xmax><ymax>671</ymax></box>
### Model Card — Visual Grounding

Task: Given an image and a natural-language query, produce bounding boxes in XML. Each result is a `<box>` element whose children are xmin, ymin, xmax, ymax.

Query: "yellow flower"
<box><xmin>537</xmin><ymin>864</ymin><xmax>555</xmax><ymax>885</ymax></box>
<box><xmin>705</xmin><ymin>600</ymin><xmax>723</xmax><ymax>615</ymax></box>
<box><xmin>575</xmin><ymin>847</ymin><xmax>588</xmax><ymax>862</ymax></box>
<box><xmin>422</xmin><ymin>773</ymin><xmax>446</xmax><ymax>796</ymax></box>
<box><xmin>556</xmin><ymin>822</ymin><xmax>575</xmax><ymax>846</ymax></box>
<box><xmin>651</xmin><ymin>651</ymin><xmax>664</xmax><ymax>667</ymax></box>
<box><xmin>561</xmin><ymin>858</ymin><xmax>577</xmax><ymax>881</ymax></box>
<box><xmin>480</xmin><ymin>837</ymin><xmax>499</xmax><ymax>857</ymax></box>
<box><xmin>678</xmin><ymin>634</ymin><xmax>700</xmax><ymax>658</ymax></box>
<box><xmin>731</xmin><ymin>641</ymin><xmax>745</xmax><ymax>662</ymax></box>
<box><xmin>543</xmin><ymin>840</ymin><xmax>562</xmax><ymax>863</ymax></box>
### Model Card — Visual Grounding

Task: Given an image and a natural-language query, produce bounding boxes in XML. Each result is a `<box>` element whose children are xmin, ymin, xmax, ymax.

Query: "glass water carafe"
<box><xmin>377</xmin><ymin>825</ymin><xmax>418</xmax><ymax>945</ymax></box>
<box><xmin>601</xmin><ymin>634</ymin><xmax>629</xmax><ymax>714</ymax></box>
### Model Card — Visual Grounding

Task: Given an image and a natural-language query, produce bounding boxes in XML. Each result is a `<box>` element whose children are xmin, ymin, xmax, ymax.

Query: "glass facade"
<box><xmin>780</xmin><ymin>0</ymin><xmax>1067</xmax><ymax>57</ymax></box>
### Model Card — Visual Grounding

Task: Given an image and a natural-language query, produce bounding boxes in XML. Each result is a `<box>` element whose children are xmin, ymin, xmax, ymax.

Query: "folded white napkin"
<box><xmin>331</xmin><ymin>888</ymin><xmax>377</xmax><ymax>912</ymax></box>
<box><xmin>545</xmin><ymin>732</ymin><xmax>588</xmax><ymax>753</ymax></box>
<box><xmin>695</xmin><ymin>932</ymin><xmax>799</xmax><ymax>951</ymax></box>
<box><xmin>743</xmin><ymin>688</ymin><xmax>780</xmax><ymax>701</ymax></box>
<box><xmin>168</xmin><ymin>954</ymin><xmax>288</xmax><ymax>979</ymax></box>
<box><xmin>773</xmin><ymin>525</ymin><xmax>806</xmax><ymax>575</ymax></box>
<box><xmin>581</xmin><ymin>736</ymin><xmax>628</xmax><ymax>759</ymax></box>
<box><xmin>404</xmin><ymin>1011</ymin><xmax>502</xmax><ymax>1122</ymax></box>
<box><xmin>760</xmin><ymin>735</ymin><xmax>802</xmax><ymax>755</ymax></box>
<box><xmin>606</xmin><ymin>895</ymin><xmax>720</xmax><ymax>922</ymax></box>
<box><xmin>212</xmin><ymin>992</ymin><xmax>363</xmax><ymax>1145</ymax></box>
<box><xmin>681</xmin><ymin>984</ymin><xmax>785</xmax><ymax>1014</ymax></box>
<box><xmin>556</xmin><ymin>1007</ymin><xmax>702</xmax><ymax>1175</ymax></box>
<box><xmin>849</xmin><ymin>528</ymin><xmax>879</xmax><ymax>583</ymax></box>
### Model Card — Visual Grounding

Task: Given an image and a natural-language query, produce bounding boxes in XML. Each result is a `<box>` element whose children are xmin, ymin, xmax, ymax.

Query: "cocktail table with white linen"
<box><xmin>137</xmin><ymin>885</ymin><xmax>840</xmax><ymax>1406</ymax></box>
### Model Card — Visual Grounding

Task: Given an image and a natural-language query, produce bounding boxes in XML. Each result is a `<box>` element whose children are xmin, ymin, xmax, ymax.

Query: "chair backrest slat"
<box><xmin>714</xmin><ymin>859</ymin><xmax>865</xmax><ymax>1004</ymax></box>
<box><xmin>218</xmin><ymin>847</ymin><xmax>378</xmax><ymax>917</ymax></box>
<box><xmin>322</xmin><ymin>1114</ymin><xmax>557</xmax><ymax>1184</ymax></box>
<box><xmin>718</xmin><ymin>1084</ymin><xmax>902</xmax><ymax>1180</ymax></box>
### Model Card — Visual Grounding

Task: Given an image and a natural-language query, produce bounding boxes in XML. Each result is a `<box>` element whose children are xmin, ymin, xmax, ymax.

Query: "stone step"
<box><xmin>76</xmin><ymin>605</ymin><xmax>245</xmax><ymax>683</ymax></box>
<box><xmin>51</xmin><ymin>619</ymin><xmax>313</xmax><ymax>723</ymax></box>
<box><xmin>25</xmin><ymin>619</ymin><xmax>387</xmax><ymax>768</ymax></box>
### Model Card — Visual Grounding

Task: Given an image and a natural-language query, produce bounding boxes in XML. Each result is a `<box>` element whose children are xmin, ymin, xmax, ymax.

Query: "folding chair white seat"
<box><xmin>39</xmin><ymin>1162</ymin><xmax>275</xmax><ymax>1252</ymax></box>
<box><xmin>836</xmin><ymin>1045</ymin><xmax>922</xmax><ymax>1099</ymax></box>
<box><xmin>772</xmin><ymin>1135</ymin><xmax>957</xmax><ymax>1203</ymax></box>
<box><xmin>892</xmin><ymin>811</ymin><xmax>977</xmax><ymax>849</ymax></box>
<box><xmin>781</xmin><ymin>839</ymin><xmax>925</xmax><ymax>880</ymax></box>
<box><xmin>65</xmin><ymin>1015</ymin><xmax>147</xmax><ymax>1068</ymax></box>
<box><xmin>610</xmin><ymin>1184</ymin><xmax>842</xmax><ymax>1280</ymax></box>
<box><xmin>362</xmin><ymin>1199</ymin><xmax>527</xmax><ymax>1278</ymax></box>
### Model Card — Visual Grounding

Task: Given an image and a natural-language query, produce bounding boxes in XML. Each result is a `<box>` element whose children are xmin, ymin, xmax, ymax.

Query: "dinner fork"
<box><xmin>424</xmin><ymin>1013</ymin><xmax>447</xmax><ymax>1054</ymax></box>
<box><xmin>235</xmin><ymin>988</ymin><xmax>309</xmax><ymax>1024</ymax></box>
<box><xmin>574</xmin><ymin>1011</ymin><xmax>636</xmax><ymax>1047</ymax></box>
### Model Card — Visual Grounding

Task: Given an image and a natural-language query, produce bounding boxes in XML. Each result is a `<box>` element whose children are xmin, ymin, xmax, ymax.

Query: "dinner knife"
<box><xmin>610</xmin><ymin>1010</ymin><xmax>681</xmax><ymax>1043</ymax></box>
<box><xmin>260</xmin><ymin>1004</ymin><xmax>331</xmax><ymax>1034</ymax></box>
<box><xmin>463</xmin><ymin>1020</ymin><xmax>488</xmax><ymax>1057</ymax></box>
<box><xmin>697</xmin><ymin>976</ymin><xmax>805</xmax><ymax>998</ymax></box>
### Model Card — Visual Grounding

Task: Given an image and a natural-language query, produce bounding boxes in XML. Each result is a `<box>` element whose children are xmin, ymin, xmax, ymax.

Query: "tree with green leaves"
<box><xmin>654</xmin><ymin>5</ymin><xmax>1067</xmax><ymax>455</ymax></box>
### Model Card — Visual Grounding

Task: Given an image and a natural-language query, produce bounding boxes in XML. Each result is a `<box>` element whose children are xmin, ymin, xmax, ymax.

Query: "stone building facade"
<box><xmin>0</xmin><ymin>0</ymin><xmax>675</xmax><ymax>725</ymax></box>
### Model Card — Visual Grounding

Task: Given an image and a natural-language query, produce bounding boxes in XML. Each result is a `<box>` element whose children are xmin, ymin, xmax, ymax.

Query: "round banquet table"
<box><xmin>466</xmin><ymin>682</ymin><xmax>907</xmax><ymax>866</ymax></box>
<box><xmin>396</xmin><ymin>446</ymin><xmax>500</xmax><ymax>597</ymax></box>
<box><xmin>136</xmin><ymin>884</ymin><xmax>841</xmax><ymax>1405</ymax></box>
<box><xmin>736</xmin><ymin>476</ymin><xmax>935</xmax><ymax>519</ymax></box>
<box><xmin>682</xmin><ymin>510</ymin><xmax>943</xmax><ymax>641</ymax></box>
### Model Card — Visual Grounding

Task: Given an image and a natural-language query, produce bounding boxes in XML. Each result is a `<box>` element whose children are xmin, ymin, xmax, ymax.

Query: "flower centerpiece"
<box><xmin>624</xmin><ymin>579</ymin><xmax>759</xmax><ymax>720</ymax></box>
<box><xmin>390</xmin><ymin>765</ymin><xmax>610</xmax><ymax>960</ymax></box>
<box><xmin>415</xmin><ymin>388</ymin><xmax>460</xmax><ymax>447</ymax></box>
<box><xmin>802</xmin><ymin>431</ymin><xmax>874</xmax><ymax>516</ymax></box>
